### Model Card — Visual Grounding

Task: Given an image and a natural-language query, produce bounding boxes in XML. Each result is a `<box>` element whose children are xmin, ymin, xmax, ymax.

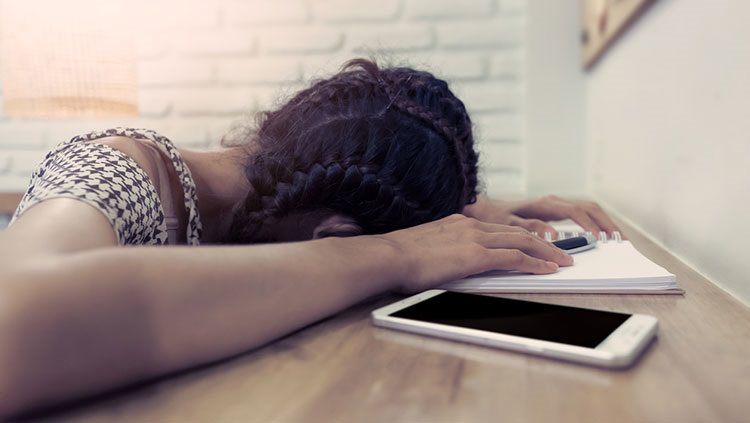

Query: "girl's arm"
<box><xmin>0</xmin><ymin>231</ymin><xmax>403</xmax><ymax>416</ymax></box>
<box><xmin>0</xmin><ymin>205</ymin><xmax>571</xmax><ymax>417</ymax></box>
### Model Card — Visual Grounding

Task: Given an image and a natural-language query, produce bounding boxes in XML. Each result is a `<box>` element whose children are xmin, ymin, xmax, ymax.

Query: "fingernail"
<box><xmin>545</xmin><ymin>261</ymin><xmax>559</xmax><ymax>270</ymax></box>
<box><xmin>564</xmin><ymin>253</ymin><xmax>574</xmax><ymax>265</ymax></box>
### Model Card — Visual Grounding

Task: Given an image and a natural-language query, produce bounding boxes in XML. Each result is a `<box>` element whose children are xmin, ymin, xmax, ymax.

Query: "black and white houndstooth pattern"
<box><xmin>11</xmin><ymin>128</ymin><xmax>203</xmax><ymax>245</ymax></box>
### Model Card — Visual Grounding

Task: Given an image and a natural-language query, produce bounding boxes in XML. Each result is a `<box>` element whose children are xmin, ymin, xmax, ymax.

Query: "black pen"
<box><xmin>552</xmin><ymin>233</ymin><xmax>597</xmax><ymax>254</ymax></box>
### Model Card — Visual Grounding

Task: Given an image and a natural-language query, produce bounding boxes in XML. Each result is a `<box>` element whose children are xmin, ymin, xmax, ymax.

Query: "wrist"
<box><xmin>369</xmin><ymin>233</ymin><xmax>411</xmax><ymax>292</ymax></box>
<box><xmin>320</xmin><ymin>234</ymin><xmax>406</xmax><ymax>293</ymax></box>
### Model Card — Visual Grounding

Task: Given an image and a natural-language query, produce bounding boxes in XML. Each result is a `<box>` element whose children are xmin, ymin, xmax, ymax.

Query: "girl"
<box><xmin>0</xmin><ymin>59</ymin><xmax>619</xmax><ymax>416</ymax></box>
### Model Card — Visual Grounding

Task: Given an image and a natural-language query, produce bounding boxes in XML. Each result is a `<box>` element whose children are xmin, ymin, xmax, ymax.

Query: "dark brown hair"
<box><xmin>227</xmin><ymin>58</ymin><xmax>479</xmax><ymax>243</ymax></box>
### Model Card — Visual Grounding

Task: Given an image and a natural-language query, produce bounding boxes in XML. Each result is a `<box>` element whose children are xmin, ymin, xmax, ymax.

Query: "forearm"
<box><xmin>119</xmin><ymin>236</ymin><xmax>402</xmax><ymax>366</ymax></box>
<box><xmin>0</xmin><ymin>236</ymin><xmax>402</xmax><ymax>416</ymax></box>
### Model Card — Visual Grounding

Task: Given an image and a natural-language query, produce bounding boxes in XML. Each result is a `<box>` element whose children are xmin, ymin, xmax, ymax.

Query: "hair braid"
<box><xmin>385</xmin><ymin>94</ymin><xmax>470</xmax><ymax>198</ymax></box>
<box><xmin>377</xmin><ymin>70</ymin><xmax>477</xmax><ymax>205</ymax></box>
<box><xmin>228</xmin><ymin>158</ymin><xmax>433</xmax><ymax>243</ymax></box>
<box><xmin>227</xmin><ymin>58</ymin><xmax>479</xmax><ymax>244</ymax></box>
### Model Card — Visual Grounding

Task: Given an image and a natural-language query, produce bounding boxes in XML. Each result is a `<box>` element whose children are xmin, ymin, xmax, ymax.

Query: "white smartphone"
<box><xmin>371</xmin><ymin>290</ymin><xmax>658</xmax><ymax>368</ymax></box>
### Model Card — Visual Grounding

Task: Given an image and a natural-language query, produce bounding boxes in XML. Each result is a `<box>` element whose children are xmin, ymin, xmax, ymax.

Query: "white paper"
<box><xmin>441</xmin><ymin>241</ymin><xmax>678</xmax><ymax>292</ymax></box>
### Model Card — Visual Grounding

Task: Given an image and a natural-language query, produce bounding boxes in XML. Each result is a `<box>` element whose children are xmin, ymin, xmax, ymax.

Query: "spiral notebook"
<box><xmin>441</xmin><ymin>223</ymin><xmax>682</xmax><ymax>295</ymax></box>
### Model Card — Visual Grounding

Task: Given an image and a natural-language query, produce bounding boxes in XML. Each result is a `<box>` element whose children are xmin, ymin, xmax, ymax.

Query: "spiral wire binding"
<box><xmin>540</xmin><ymin>230</ymin><xmax>623</xmax><ymax>243</ymax></box>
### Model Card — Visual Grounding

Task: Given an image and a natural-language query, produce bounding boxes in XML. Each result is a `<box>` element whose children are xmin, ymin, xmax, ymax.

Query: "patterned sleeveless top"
<box><xmin>10</xmin><ymin>128</ymin><xmax>203</xmax><ymax>245</ymax></box>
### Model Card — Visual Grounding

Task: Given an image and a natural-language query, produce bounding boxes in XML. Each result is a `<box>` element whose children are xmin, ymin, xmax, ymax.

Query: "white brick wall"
<box><xmin>0</xmin><ymin>0</ymin><xmax>526</xmax><ymax>197</ymax></box>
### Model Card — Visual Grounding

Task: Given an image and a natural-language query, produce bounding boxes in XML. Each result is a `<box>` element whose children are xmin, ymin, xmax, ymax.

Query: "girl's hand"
<box><xmin>377</xmin><ymin>214</ymin><xmax>573</xmax><ymax>294</ymax></box>
<box><xmin>463</xmin><ymin>195</ymin><xmax>623</xmax><ymax>239</ymax></box>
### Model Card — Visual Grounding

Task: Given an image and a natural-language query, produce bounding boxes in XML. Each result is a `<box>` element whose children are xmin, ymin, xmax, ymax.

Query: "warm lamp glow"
<box><xmin>0</xmin><ymin>0</ymin><xmax>137</xmax><ymax>118</ymax></box>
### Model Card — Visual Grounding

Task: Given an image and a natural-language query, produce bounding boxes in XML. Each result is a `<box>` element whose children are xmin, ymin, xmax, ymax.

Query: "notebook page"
<box><xmin>442</xmin><ymin>241</ymin><xmax>677</xmax><ymax>290</ymax></box>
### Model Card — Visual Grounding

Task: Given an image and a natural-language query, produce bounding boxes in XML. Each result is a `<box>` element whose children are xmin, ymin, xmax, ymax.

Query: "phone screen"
<box><xmin>390</xmin><ymin>291</ymin><xmax>630</xmax><ymax>348</ymax></box>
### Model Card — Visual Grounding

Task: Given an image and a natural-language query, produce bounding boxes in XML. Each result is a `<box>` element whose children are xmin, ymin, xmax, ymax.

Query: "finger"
<box><xmin>515</xmin><ymin>196</ymin><xmax>571</xmax><ymax>221</ymax></box>
<box><xmin>564</xmin><ymin>206</ymin><xmax>602</xmax><ymax>234</ymax></box>
<box><xmin>489</xmin><ymin>249</ymin><xmax>560</xmax><ymax>275</ymax></box>
<box><xmin>581</xmin><ymin>202</ymin><xmax>622</xmax><ymax>235</ymax></box>
<box><xmin>507</xmin><ymin>216</ymin><xmax>555</xmax><ymax>238</ymax></box>
<box><xmin>477</xmin><ymin>232</ymin><xmax>573</xmax><ymax>266</ymax></box>
<box><xmin>471</xmin><ymin>219</ymin><xmax>530</xmax><ymax>234</ymax></box>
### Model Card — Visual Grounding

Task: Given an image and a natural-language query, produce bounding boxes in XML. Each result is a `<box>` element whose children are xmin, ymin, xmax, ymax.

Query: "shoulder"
<box><xmin>9</xmin><ymin>135</ymin><xmax>174</xmax><ymax>248</ymax></box>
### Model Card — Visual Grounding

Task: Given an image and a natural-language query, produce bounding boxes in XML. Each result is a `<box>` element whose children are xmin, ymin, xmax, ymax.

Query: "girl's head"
<box><xmin>227</xmin><ymin>58</ymin><xmax>479</xmax><ymax>243</ymax></box>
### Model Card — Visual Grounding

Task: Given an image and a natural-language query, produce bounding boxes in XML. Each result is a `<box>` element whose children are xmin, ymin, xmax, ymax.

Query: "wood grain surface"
<box><xmin>26</xmin><ymin>219</ymin><xmax>750</xmax><ymax>423</ymax></box>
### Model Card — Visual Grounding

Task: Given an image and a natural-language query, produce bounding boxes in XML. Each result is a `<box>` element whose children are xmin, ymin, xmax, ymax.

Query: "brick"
<box><xmin>209</xmin><ymin>126</ymin><xmax>248</xmax><ymax>149</ymax></box>
<box><xmin>168</xmin><ymin>87</ymin><xmax>259</xmax><ymax>115</ymax></box>
<box><xmin>0</xmin><ymin>156</ymin><xmax>10</xmax><ymax>174</ymax></box>
<box><xmin>489</xmin><ymin>51</ymin><xmax>523</xmax><ymax>78</ymax></box>
<box><xmin>483</xmin><ymin>169</ymin><xmax>523</xmax><ymax>196</ymax></box>
<box><xmin>144</xmin><ymin>121</ymin><xmax>212</xmax><ymax>148</ymax></box>
<box><xmin>260</xmin><ymin>28</ymin><xmax>343</xmax><ymax>54</ymax></box>
<box><xmin>476</xmin><ymin>139</ymin><xmax>522</xmax><ymax>171</ymax></box>
<box><xmin>174</xmin><ymin>30</ymin><xmax>257</xmax><ymax>57</ymax></box>
<box><xmin>242</xmin><ymin>83</ymin><xmax>310</xmax><ymax>114</ymax></box>
<box><xmin>499</xmin><ymin>0</ymin><xmax>525</xmax><ymax>14</ymax></box>
<box><xmin>473</xmin><ymin>112</ymin><xmax>522</xmax><ymax>140</ymax></box>
<box><xmin>406</xmin><ymin>0</ymin><xmax>494</xmax><ymax>19</ymax></box>
<box><xmin>218</xmin><ymin>58</ymin><xmax>302</xmax><ymax>84</ymax></box>
<box><xmin>41</xmin><ymin>118</ymin><xmax>212</xmax><ymax>148</ymax></box>
<box><xmin>452</xmin><ymin>81</ymin><xmax>522</xmax><ymax>112</ymax></box>
<box><xmin>9</xmin><ymin>150</ymin><xmax>49</xmax><ymax>176</ymax></box>
<box><xmin>138</xmin><ymin>60</ymin><xmax>215</xmax><ymax>87</ymax></box>
<box><xmin>138</xmin><ymin>90</ymin><xmax>173</xmax><ymax>117</ymax></box>
<box><xmin>0</xmin><ymin>174</ymin><xmax>35</xmax><ymax>192</ymax></box>
<box><xmin>0</xmin><ymin>122</ymin><xmax>48</xmax><ymax>149</ymax></box>
<box><xmin>204</xmin><ymin>118</ymin><xmax>251</xmax><ymax>146</ymax></box>
<box><xmin>136</xmin><ymin>0</ymin><xmax>221</xmax><ymax>30</ymax></box>
<box><xmin>135</xmin><ymin>34</ymin><xmax>170</xmax><ymax>60</ymax></box>
<box><xmin>408</xmin><ymin>53</ymin><xmax>487</xmax><ymax>81</ymax></box>
<box><xmin>437</xmin><ymin>19</ymin><xmax>523</xmax><ymax>48</ymax></box>
<box><xmin>45</xmin><ymin>121</ymin><xmax>127</xmax><ymax>147</ymax></box>
<box><xmin>348</xmin><ymin>25</ymin><xmax>434</xmax><ymax>52</ymax></box>
<box><xmin>228</xmin><ymin>0</ymin><xmax>309</xmax><ymax>25</ymax></box>
<box><xmin>311</xmin><ymin>0</ymin><xmax>401</xmax><ymax>22</ymax></box>
<box><xmin>300</xmin><ymin>54</ymin><xmax>362</xmax><ymax>79</ymax></box>
<box><xmin>248</xmin><ymin>86</ymin><xmax>289</xmax><ymax>111</ymax></box>
<box><xmin>45</xmin><ymin>119</ymin><xmax>193</xmax><ymax>150</ymax></box>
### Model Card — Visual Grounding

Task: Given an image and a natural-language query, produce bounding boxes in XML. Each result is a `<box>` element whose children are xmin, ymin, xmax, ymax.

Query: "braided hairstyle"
<box><xmin>227</xmin><ymin>58</ymin><xmax>479</xmax><ymax>243</ymax></box>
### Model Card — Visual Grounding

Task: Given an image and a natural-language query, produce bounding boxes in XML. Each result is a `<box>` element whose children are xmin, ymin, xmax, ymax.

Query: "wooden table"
<box><xmin>30</xmin><ymin>221</ymin><xmax>750</xmax><ymax>423</ymax></box>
